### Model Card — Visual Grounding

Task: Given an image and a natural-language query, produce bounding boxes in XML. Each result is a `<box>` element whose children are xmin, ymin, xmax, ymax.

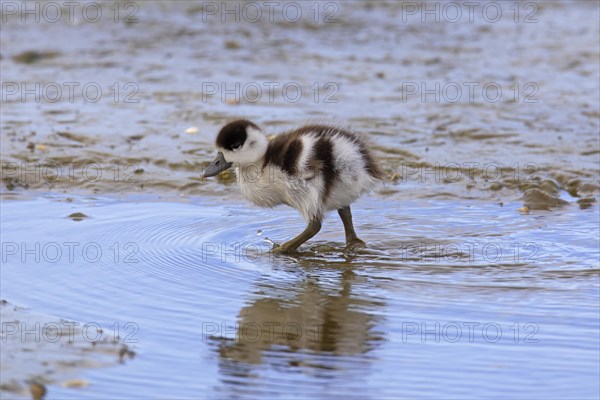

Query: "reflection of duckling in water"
<box><xmin>216</xmin><ymin>270</ymin><xmax>383</xmax><ymax>366</ymax></box>
<box><xmin>203</xmin><ymin>120</ymin><xmax>384</xmax><ymax>253</ymax></box>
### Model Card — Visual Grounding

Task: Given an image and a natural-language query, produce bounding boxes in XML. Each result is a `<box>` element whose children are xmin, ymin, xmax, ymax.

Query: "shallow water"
<box><xmin>1</xmin><ymin>0</ymin><xmax>599</xmax><ymax>398</ymax></box>
<box><xmin>1</xmin><ymin>195</ymin><xmax>599</xmax><ymax>398</ymax></box>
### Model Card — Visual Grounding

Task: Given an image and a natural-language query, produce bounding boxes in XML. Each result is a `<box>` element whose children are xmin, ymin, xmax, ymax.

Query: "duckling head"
<box><xmin>202</xmin><ymin>120</ymin><xmax>268</xmax><ymax>177</ymax></box>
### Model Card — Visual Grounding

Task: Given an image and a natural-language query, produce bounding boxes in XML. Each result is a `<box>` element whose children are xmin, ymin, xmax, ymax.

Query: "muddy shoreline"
<box><xmin>0</xmin><ymin>300</ymin><xmax>135</xmax><ymax>399</ymax></box>
<box><xmin>1</xmin><ymin>1</ymin><xmax>599</xmax><ymax>208</ymax></box>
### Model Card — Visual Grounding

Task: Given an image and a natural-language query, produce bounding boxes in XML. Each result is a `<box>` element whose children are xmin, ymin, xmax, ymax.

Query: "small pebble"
<box><xmin>489</xmin><ymin>182</ymin><xmax>503</xmax><ymax>191</ymax></box>
<box><xmin>225</xmin><ymin>40</ymin><xmax>240</xmax><ymax>49</ymax></box>
<box><xmin>119</xmin><ymin>346</ymin><xmax>136</xmax><ymax>363</ymax></box>
<box><xmin>29</xmin><ymin>382</ymin><xmax>46</xmax><ymax>400</ymax></box>
<box><xmin>62</xmin><ymin>379</ymin><xmax>89</xmax><ymax>388</ymax></box>
<box><xmin>67</xmin><ymin>212</ymin><xmax>89</xmax><ymax>221</ymax></box>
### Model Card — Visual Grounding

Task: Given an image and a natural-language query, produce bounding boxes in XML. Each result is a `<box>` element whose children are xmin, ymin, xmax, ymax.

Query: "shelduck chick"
<box><xmin>202</xmin><ymin>120</ymin><xmax>384</xmax><ymax>253</ymax></box>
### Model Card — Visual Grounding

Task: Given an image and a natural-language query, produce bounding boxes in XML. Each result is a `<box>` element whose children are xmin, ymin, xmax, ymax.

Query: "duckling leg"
<box><xmin>273</xmin><ymin>219</ymin><xmax>322</xmax><ymax>253</ymax></box>
<box><xmin>338</xmin><ymin>206</ymin><xmax>366</xmax><ymax>248</ymax></box>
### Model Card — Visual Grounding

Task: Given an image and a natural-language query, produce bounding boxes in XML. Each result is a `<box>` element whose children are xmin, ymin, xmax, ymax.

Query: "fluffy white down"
<box><xmin>324</xmin><ymin>133</ymin><xmax>382</xmax><ymax>212</ymax></box>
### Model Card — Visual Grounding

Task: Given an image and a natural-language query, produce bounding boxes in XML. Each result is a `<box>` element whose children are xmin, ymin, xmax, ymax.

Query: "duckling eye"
<box><xmin>231</xmin><ymin>143</ymin><xmax>242</xmax><ymax>151</ymax></box>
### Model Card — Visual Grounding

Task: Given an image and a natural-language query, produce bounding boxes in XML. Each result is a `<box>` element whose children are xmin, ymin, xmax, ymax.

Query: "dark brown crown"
<box><xmin>216</xmin><ymin>120</ymin><xmax>259</xmax><ymax>151</ymax></box>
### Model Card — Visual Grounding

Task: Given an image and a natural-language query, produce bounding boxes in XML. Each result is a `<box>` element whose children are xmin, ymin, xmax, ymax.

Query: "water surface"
<box><xmin>1</xmin><ymin>195</ymin><xmax>598</xmax><ymax>398</ymax></box>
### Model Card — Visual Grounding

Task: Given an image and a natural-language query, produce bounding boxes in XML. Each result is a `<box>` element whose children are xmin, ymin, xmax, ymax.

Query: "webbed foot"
<box><xmin>346</xmin><ymin>237</ymin><xmax>366</xmax><ymax>250</ymax></box>
<box><xmin>271</xmin><ymin>243</ymin><xmax>295</xmax><ymax>254</ymax></box>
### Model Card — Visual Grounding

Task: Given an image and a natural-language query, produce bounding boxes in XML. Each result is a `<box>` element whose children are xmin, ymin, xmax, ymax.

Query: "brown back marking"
<box><xmin>263</xmin><ymin>125</ymin><xmax>384</xmax><ymax>197</ymax></box>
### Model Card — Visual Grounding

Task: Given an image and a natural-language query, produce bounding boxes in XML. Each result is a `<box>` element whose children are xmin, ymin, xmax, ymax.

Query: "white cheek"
<box><xmin>238</xmin><ymin>147</ymin><xmax>263</xmax><ymax>164</ymax></box>
<box><xmin>220</xmin><ymin>149</ymin><xmax>255</xmax><ymax>164</ymax></box>
<box><xmin>246</xmin><ymin>128</ymin><xmax>268</xmax><ymax>153</ymax></box>
<box><xmin>220</xmin><ymin>150</ymin><xmax>237</xmax><ymax>163</ymax></box>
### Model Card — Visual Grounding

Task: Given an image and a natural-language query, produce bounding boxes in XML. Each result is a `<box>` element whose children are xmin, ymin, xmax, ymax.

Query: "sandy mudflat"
<box><xmin>1</xmin><ymin>300</ymin><xmax>134</xmax><ymax>399</ymax></box>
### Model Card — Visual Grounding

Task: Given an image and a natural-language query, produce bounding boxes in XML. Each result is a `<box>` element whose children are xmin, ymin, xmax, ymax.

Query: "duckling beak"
<box><xmin>202</xmin><ymin>151</ymin><xmax>233</xmax><ymax>178</ymax></box>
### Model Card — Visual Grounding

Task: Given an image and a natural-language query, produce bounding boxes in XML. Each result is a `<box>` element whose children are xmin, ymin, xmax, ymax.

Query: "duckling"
<box><xmin>202</xmin><ymin>120</ymin><xmax>384</xmax><ymax>253</ymax></box>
